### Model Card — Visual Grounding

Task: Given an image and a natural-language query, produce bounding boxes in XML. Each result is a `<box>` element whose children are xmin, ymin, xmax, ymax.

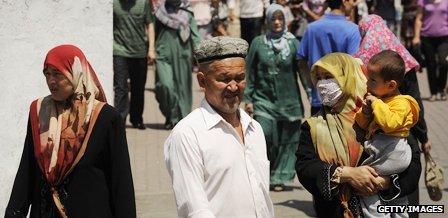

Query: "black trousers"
<box><xmin>240</xmin><ymin>17</ymin><xmax>263</xmax><ymax>45</ymax></box>
<box><xmin>113</xmin><ymin>56</ymin><xmax>147</xmax><ymax>124</ymax></box>
<box><xmin>400</xmin><ymin>69</ymin><xmax>429</xmax><ymax>218</ymax></box>
<box><xmin>421</xmin><ymin>36</ymin><xmax>448</xmax><ymax>95</ymax></box>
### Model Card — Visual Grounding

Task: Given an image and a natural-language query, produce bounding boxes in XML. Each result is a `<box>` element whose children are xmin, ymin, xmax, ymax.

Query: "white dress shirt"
<box><xmin>164</xmin><ymin>99</ymin><xmax>274</xmax><ymax>218</ymax></box>
<box><xmin>228</xmin><ymin>0</ymin><xmax>270</xmax><ymax>18</ymax></box>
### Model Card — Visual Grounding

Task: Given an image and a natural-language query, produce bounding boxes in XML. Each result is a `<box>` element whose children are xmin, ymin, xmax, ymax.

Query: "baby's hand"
<box><xmin>365</xmin><ymin>93</ymin><xmax>378</xmax><ymax>104</ymax></box>
<box><xmin>362</xmin><ymin>93</ymin><xmax>375</xmax><ymax>115</ymax></box>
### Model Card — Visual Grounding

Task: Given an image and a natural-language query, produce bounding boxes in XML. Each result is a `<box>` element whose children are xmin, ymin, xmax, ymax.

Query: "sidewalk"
<box><xmin>127</xmin><ymin>66</ymin><xmax>447</xmax><ymax>217</ymax></box>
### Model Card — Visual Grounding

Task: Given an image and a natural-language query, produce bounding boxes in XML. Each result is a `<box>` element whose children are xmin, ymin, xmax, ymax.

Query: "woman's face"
<box><xmin>44</xmin><ymin>66</ymin><xmax>74</xmax><ymax>102</ymax></box>
<box><xmin>271</xmin><ymin>11</ymin><xmax>285</xmax><ymax>33</ymax></box>
<box><xmin>315</xmin><ymin>67</ymin><xmax>344</xmax><ymax>108</ymax></box>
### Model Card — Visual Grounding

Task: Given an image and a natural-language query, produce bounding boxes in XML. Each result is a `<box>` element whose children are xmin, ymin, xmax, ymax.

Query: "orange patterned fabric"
<box><xmin>29</xmin><ymin>45</ymin><xmax>106</xmax><ymax>217</ymax></box>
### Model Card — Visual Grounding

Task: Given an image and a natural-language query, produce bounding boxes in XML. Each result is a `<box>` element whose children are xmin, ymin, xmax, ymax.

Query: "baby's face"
<box><xmin>366</xmin><ymin>64</ymin><xmax>395</xmax><ymax>98</ymax></box>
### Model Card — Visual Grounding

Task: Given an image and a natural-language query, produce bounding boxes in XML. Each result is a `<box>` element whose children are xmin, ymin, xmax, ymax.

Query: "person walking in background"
<box><xmin>228</xmin><ymin>0</ymin><xmax>270</xmax><ymax>44</ymax></box>
<box><xmin>6</xmin><ymin>45</ymin><xmax>136</xmax><ymax>218</ymax></box>
<box><xmin>289</xmin><ymin>0</ymin><xmax>309</xmax><ymax>40</ymax></box>
<box><xmin>244</xmin><ymin>3</ymin><xmax>306</xmax><ymax>192</ymax></box>
<box><xmin>413</xmin><ymin>0</ymin><xmax>448</xmax><ymax>101</ymax></box>
<box><xmin>211</xmin><ymin>0</ymin><xmax>230</xmax><ymax>36</ymax></box>
<box><xmin>371</xmin><ymin>0</ymin><xmax>397</xmax><ymax>31</ymax></box>
<box><xmin>276</xmin><ymin>0</ymin><xmax>295</xmax><ymax>27</ymax></box>
<box><xmin>300</xmin><ymin>0</ymin><xmax>327</xmax><ymax>22</ymax></box>
<box><xmin>401</xmin><ymin>0</ymin><xmax>419</xmax><ymax>47</ymax></box>
<box><xmin>297</xmin><ymin>0</ymin><xmax>361</xmax><ymax>115</ymax></box>
<box><xmin>154</xmin><ymin>0</ymin><xmax>200</xmax><ymax>130</ymax></box>
<box><xmin>190</xmin><ymin>0</ymin><xmax>213</xmax><ymax>39</ymax></box>
<box><xmin>165</xmin><ymin>37</ymin><xmax>274</xmax><ymax>217</ymax></box>
<box><xmin>113</xmin><ymin>0</ymin><xmax>156</xmax><ymax>130</ymax></box>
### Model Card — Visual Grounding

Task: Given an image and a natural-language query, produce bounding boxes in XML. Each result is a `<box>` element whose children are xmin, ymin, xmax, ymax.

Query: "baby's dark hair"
<box><xmin>368</xmin><ymin>50</ymin><xmax>405</xmax><ymax>85</ymax></box>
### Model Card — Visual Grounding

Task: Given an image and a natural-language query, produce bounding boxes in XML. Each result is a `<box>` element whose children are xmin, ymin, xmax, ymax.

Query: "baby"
<box><xmin>355</xmin><ymin>50</ymin><xmax>420</xmax><ymax>218</ymax></box>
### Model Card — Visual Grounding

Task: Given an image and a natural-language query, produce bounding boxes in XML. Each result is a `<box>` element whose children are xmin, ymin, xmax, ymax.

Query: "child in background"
<box><xmin>355</xmin><ymin>50</ymin><xmax>420</xmax><ymax>218</ymax></box>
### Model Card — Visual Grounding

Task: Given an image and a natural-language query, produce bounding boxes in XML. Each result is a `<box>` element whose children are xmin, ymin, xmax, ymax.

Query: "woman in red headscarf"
<box><xmin>6</xmin><ymin>45</ymin><xmax>136</xmax><ymax>218</ymax></box>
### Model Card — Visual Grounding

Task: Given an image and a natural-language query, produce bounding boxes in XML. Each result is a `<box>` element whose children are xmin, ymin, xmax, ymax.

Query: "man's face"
<box><xmin>197</xmin><ymin>57</ymin><xmax>246</xmax><ymax>115</ymax></box>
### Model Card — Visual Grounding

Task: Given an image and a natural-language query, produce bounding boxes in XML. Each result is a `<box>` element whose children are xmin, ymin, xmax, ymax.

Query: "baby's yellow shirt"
<box><xmin>355</xmin><ymin>95</ymin><xmax>420</xmax><ymax>139</ymax></box>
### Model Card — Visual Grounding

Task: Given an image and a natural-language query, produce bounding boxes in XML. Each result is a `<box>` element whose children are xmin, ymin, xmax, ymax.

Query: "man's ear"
<box><xmin>197</xmin><ymin>72</ymin><xmax>206</xmax><ymax>89</ymax></box>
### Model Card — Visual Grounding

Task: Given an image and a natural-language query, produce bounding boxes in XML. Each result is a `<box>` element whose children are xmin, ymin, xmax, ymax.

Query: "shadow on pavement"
<box><xmin>145</xmin><ymin>87</ymin><xmax>155</xmax><ymax>92</ymax></box>
<box><xmin>271</xmin><ymin>185</ymin><xmax>304</xmax><ymax>192</ymax></box>
<box><xmin>125</xmin><ymin>123</ymin><xmax>167</xmax><ymax>130</ymax></box>
<box><xmin>274</xmin><ymin>199</ymin><xmax>316</xmax><ymax>217</ymax></box>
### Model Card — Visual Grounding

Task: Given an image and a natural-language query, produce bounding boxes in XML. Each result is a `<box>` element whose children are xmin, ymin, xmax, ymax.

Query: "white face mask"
<box><xmin>316</xmin><ymin>78</ymin><xmax>343</xmax><ymax>107</ymax></box>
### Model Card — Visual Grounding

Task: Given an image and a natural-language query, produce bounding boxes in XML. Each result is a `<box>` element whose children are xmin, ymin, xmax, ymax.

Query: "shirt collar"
<box><xmin>200</xmin><ymin>99</ymin><xmax>254</xmax><ymax>132</ymax></box>
<box><xmin>324</xmin><ymin>13</ymin><xmax>347</xmax><ymax>20</ymax></box>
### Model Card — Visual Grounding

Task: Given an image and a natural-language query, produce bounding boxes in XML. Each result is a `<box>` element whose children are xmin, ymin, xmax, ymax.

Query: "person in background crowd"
<box><xmin>401</xmin><ymin>0</ymin><xmax>419</xmax><ymax>46</ymax></box>
<box><xmin>300</xmin><ymin>0</ymin><xmax>327</xmax><ymax>21</ymax></box>
<box><xmin>277</xmin><ymin>0</ymin><xmax>295</xmax><ymax>27</ymax></box>
<box><xmin>244</xmin><ymin>3</ymin><xmax>306</xmax><ymax>192</ymax></box>
<box><xmin>371</xmin><ymin>0</ymin><xmax>397</xmax><ymax>31</ymax></box>
<box><xmin>113</xmin><ymin>0</ymin><xmax>156</xmax><ymax>130</ymax></box>
<box><xmin>165</xmin><ymin>36</ymin><xmax>274</xmax><ymax>218</ymax></box>
<box><xmin>289</xmin><ymin>0</ymin><xmax>309</xmax><ymax>40</ymax></box>
<box><xmin>296</xmin><ymin>53</ymin><xmax>422</xmax><ymax>218</ymax></box>
<box><xmin>190</xmin><ymin>0</ymin><xmax>213</xmax><ymax>39</ymax></box>
<box><xmin>413</xmin><ymin>0</ymin><xmax>448</xmax><ymax>101</ymax></box>
<box><xmin>6</xmin><ymin>45</ymin><xmax>136</xmax><ymax>218</ymax></box>
<box><xmin>228</xmin><ymin>0</ymin><xmax>270</xmax><ymax>44</ymax></box>
<box><xmin>355</xmin><ymin>0</ymin><xmax>369</xmax><ymax>20</ymax></box>
<box><xmin>297</xmin><ymin>0</ymin><xmax>361</xmax><ymax>115</ymax></box>
<box><xmin>154</xmin><ymin>0</ymin><xmax>200</xmax><ymax>130</ymax></box>
<box><xmin>354</xmin><ymin>14</ymin><xmax>432</xmax><ymax>217</ymax></box>
<box><xmin>211</xmin><ymin>0</ymin><xmax>230</xmax><ymax>36</ymax></box>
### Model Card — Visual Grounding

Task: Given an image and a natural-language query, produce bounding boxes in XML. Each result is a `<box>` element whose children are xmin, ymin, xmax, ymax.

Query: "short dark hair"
<box><xmin>368</xmin><ymin>50</ymin><xmax>405</xmax><ymax>85</ymax></box>
<box><xmin>327</xmin><ymin>0</ymin><xmax>343</xmax><ymax>10</ymax></box>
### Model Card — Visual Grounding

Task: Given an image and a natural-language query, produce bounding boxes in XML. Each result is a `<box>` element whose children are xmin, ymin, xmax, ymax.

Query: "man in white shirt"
<box><xmin>164</xmin><ymin>36</ymin><xmax>274</xmax><ymax>218</ymax></box>
<box><xmin>228</xmin><ymin>0</ymin><xmax>270</xmax><ymax>44</ymax></box>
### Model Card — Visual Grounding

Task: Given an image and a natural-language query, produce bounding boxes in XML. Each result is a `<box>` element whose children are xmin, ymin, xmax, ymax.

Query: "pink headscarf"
<box><xmin>353</xmin><ymin>15</ymin><xmax>420</xmax><ymax>73</ymax></box>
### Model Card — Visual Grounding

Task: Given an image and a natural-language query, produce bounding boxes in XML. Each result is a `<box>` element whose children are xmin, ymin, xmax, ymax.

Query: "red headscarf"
<box><xmin>30</xmin><ymin>45</ymin><xmax>106</xmax><ymax>217</ymax></box>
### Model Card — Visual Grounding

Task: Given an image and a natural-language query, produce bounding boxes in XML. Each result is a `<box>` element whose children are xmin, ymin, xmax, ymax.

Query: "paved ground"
<box><xmin>125</xmin><ymin>64</ymin><xmax>447</xmax><ymax>217</ymax></box>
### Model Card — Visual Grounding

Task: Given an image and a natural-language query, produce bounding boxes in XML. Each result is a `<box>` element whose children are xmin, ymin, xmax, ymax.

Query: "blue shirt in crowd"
<box><xmin>297</xmin><ymin>13</ymin><xmax>361</xmax><ymax>107</ymax></box>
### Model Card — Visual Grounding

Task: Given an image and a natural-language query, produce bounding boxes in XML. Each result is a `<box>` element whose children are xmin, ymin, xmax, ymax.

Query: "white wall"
<box><xmin>0</xmin><ymin>0</ymin><xmax>113</xmax><ymax>214</ymax></box>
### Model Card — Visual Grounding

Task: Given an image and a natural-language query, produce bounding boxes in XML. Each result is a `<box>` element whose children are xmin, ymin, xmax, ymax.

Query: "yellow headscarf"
<box><xmin>308</xmin><ymin>53</ymin><xmax>367</xmax><ymax>217</ymax></box>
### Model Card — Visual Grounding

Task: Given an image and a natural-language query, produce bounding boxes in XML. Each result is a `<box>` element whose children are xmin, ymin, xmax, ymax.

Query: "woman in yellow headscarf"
<box><xmin>295</xmin><ymin>53</ymin><xmax>422</xmax><ymax>217</ymax></box>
